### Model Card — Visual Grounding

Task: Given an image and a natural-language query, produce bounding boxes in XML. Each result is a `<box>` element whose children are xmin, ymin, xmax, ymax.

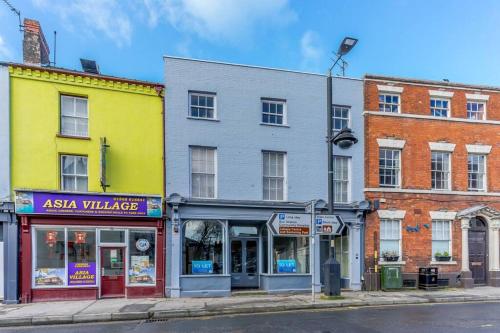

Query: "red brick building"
<box><xmin>363</xmin><ymin>75</ymin><xmax>500</xmax><ymax>288</ymax></box>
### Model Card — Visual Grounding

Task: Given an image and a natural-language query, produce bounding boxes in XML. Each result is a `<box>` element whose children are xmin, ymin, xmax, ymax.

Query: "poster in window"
<box><xmin>34</xmin><ymin>268</ymin><xmax>65</xmax><ymax>286</ymax></box>
<box><xmin>68</xmin><ymin>262</ymin><xmax>96</xmax><ymax>286</ymax></box>
<box><xmin>277</xmin><ymin>259</ymin><xmax>296</xmax><ymax>273</ymax></box>
<box><xmin>129</xmin><ymin>256</ymin><xmax>155</xmax><ymax>284</ymax></box>
<box><xmin>192</xmin><ymin>260</ymin><xmax>213</xmax><ymax>274</ymax></box>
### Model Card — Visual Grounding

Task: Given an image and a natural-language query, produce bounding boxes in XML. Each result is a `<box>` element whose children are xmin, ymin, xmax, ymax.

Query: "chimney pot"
<box><xmin>23</xmin><ymin>18</ymin><xmax>50</xmax><ymax>66</ymax></box>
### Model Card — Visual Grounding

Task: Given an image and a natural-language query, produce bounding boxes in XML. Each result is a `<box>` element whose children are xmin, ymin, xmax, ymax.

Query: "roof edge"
<box><xmin>365</xmin><ymin>74</ymin><xmax>500</xmax><ymax>92</ymax></box>
<box><xmin>164</xmin><ymin>55</ymin><xmax>363</xmax><ymax>81</ymax></box>
<box><xmin>2</xmin><ymin>62</ymin><xmax>164</xmax><ymax>89</ymax></box>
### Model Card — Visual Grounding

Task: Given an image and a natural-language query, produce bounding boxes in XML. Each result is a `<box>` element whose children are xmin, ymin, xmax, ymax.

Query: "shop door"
<box><xmin>469</xmin><ymin>218</ymin><xmax>487</xmax><ymax>285</ymax></box>
<box><xmin>100</xmin><ymin>247</ymin><xmax>125</xmax><ymax>298</ymax></box>
<box><xmin>231</xmin><ymin>238</ymin><xmax>258</xmax><ymax>288</ymax></box>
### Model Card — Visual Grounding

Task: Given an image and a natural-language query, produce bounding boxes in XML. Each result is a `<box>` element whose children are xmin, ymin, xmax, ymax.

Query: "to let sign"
<box><xmin>267</xmin><ymin>213</ymin><xmax>311</xmax><ymax>236</ymax></box>
<box><xmin>315</xmin><ymin>214</ymin><xmax>345</xmax><ymax>235</ymax></box>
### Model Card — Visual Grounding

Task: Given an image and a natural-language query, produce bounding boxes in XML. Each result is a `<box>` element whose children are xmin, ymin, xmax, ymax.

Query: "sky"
<box><xmin>1</xmin><ymin>0</ymin><xmax>500</xmax><ymax>85</ymax></box>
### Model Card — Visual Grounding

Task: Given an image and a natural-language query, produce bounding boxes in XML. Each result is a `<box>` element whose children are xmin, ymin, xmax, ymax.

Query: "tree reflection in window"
<box><xmin>183</xmin><ymin>220</ymin><xmax>224</xmax><ymax>275</ymax></box>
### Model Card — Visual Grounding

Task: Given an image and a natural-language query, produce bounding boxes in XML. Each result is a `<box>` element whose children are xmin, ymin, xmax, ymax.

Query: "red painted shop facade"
<box><xmin>16</xmin><ymin>190</ymin><xmax>165</xmax><ymax>302</ymax></box>
<box><xmin>363</xmin><ymin>75</ymin><xmax>500</xmax><ymax>288</ymax></box>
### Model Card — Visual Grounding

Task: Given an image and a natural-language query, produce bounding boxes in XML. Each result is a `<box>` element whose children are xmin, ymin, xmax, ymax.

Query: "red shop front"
<box><xmin>15</xmin><ymin>190</ymin><xmax>165</xmax><ymax>303</ymax></box>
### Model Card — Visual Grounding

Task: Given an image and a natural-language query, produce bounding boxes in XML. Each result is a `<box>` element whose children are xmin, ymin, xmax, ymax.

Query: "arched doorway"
<box><xmin>469</xmin><ymin>217</ymin><xmax>487</xmax><ymax>285</ymax></box>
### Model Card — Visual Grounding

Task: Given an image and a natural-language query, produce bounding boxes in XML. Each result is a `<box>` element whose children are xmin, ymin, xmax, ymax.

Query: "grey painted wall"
<box><xmin>165</xmin><ymin>57</ymin><xmax>364</xmax><ymax>204</ymax></box>
<box><xmin>0</xmin><ymin>65</ymin><xmax>10</xmax><ymax>202</ymax></box>
<box><xmin>331</xmin><ymin>76</ymin><xmax>365</xmax><ymax>203</ymax></box>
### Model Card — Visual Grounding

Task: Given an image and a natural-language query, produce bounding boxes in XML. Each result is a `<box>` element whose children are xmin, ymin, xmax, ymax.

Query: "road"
<box><xmin>1</xmin><ymin>301</ymin><xmax>500</xmax><ymax>333</ymax></box>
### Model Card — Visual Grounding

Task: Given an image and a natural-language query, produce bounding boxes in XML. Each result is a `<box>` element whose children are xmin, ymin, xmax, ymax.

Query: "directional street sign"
<box><xmin>267</xmin><ymin>213</ymin><xmax>311</xmax><ymax>236</ymax></box>
<box><xmin>315</xmin><ymin>214</ymin><xmax>345</xmax><ymax>235</ymax></box>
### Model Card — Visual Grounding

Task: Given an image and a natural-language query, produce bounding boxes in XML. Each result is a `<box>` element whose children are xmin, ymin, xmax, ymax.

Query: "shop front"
<box><xmin>166</xmin><ymin>196</ymin><xmax>366</xmax><ymax>297</ymax></box>
<box><xmin>15</xmin><ymin>190</ymin><xmax>164</xmax><ymax>303</ymax></box>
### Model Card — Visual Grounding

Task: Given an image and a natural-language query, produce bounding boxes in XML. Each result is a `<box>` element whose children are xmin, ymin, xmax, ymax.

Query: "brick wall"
<box><xmin>363</xmin><ymin>77</ymin><xmax>500</xmax><ymax>277</ymax></box>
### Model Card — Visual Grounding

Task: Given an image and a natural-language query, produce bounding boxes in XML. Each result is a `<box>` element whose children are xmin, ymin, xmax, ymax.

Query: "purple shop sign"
<box><xmin>15</xmin><ymin>191</ymin><xmax>162</xmax><ymax>218</ymax></box>
<box><xmin>68</xmin><ymin>262</ymin><xmax>97</xmax><ymax>286</ymax></box>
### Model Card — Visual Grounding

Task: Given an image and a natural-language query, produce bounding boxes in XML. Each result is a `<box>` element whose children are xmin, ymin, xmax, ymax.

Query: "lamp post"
<box><xmin>324</xmin><ymin>37</ymin><xmax>358</xmax><ymax>296</ymax></box>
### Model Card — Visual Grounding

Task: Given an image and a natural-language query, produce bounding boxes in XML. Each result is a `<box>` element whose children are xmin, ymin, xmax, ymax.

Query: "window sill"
<box><xmin>430</xmin><ymin>261</ymin><xmax>457</xmax><ymax>265</ymax></box>
<box><xmin>187</xmin><ymin>116</ymin><xmax>220</xmax><ymax>122</ymax></box>
<box><xmin>56</xmin><ymin>134</ymin><xmax>91</xmax><ymax>140</ymax></box>
<box><xmin>378</xmin><ymin>261</ymin><xmax>406</xmax><ymax>266</ymax></box>
<box><xmin>260</xmin><ymin>122</ymin><xmax>290</xmax><ymax>128</ymax></box>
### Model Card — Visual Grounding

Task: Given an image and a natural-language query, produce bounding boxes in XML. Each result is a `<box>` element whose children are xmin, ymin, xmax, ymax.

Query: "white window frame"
<box><xmin>467</xmin><ymin>154</ymin><xmax>487</xmax><ymax>192</ymax></box>
<box><xmin>189</xmin><ymin>146</ymin><xmax>217</xmax><ymax>199</ymax></box>
<box><xmin>430</xmin><ymin>97</ymin><xmax>451</xmax><ymax>118</ymax></box>
<box><xmin>261</xmin><ymin>99</ymin><xmax>287</xmax><ymax>126</ymax></box>
<box><xmin>378</xmin><ymin>93</ymin><xmax>401</xmax><ymax>113</ymax></box>
<box><xmin>379</xmin><ymin>148</ymin><xmax>401</xmax><ymax>188</ymax></box>
<box><xmin>188</xmin><ymin>91</ymin><xmax>217</xmax><ymax>120</ymax></box>
<box><xmin>466</xmin><ymin>100</ymin><xmax>486</xmax><ymax>120</ymax></box>
<box><xmin>333</xmin><ymin>155</ymin><xmax>351</xmax><ymax>203</ymax></box>
<box><xmin>431</xmin><ymin>151</ymin><xmax>451</xmax><ymax>191</ymax></box>
<box><xmin>332</xmin><ymin>105</ymin><xmax>351</xmax><ymax>132</ymax></box>
<box><xmin>60</xmin><ymin>95</ymin><xmax>89</xmax><ymax>137</ymax></box>
<box><xmin>60</xmin><ymin>155</ymin><xmax>88</xmax><ymax>192</ymax></box>
<box><xmin>380</xmin><ymin>219</ymin><xmax>402</xmax><ymax>260</ymax></box>
<box><xmin>262</xmin><ymin>151</ymin><xmax>287</xmax><ymax>201</ymax></box>
<box><xmin>431</xmin><ymin>220</ymin><xmax>452</xmax><ymax>260</ymax></box>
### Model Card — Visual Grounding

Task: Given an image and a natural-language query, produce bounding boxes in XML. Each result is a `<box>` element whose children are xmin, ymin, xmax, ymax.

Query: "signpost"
<box><xmin>267</xmin><ymin>210</ymin><xmax>345</xmax><ymax>304</ymax></box>
<box><xmin>267</xmin><ymin>213</ymin><xmax>311</xmax><ymax>236</ymax></box>
<box><xmin>315</xmin><ymin>215</ymin><xmax>345</xmax><ymax>235</ymax></box>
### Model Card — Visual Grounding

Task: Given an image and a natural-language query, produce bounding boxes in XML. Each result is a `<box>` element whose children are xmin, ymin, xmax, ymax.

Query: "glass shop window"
<box><xmin>67</xmin><ymin>229</ymin><xmax>97</xmax><ymax>286</ymax></box>
<box><xmin>128</xmin><ymin>229</ymin><xmax>156</xmax><ymax>285</ymax></box>
<box><xmin>273</xmin><ymin>236</ymin><xmax>309</xmax><ymax>274</ymax></box>
<box><xmin>100</xmin><ymin>230</ymin><xmax>125</xmax><ymax>243</ymax></box>
<box><xmin>183</xmin><ymin>220</ymin><xmax>224</xmax><ymax>275</ymax></box>
<box><xmin>34</xmin><ymin>228</ymin><xmax>66</xmax><ymax>286</ymax></box>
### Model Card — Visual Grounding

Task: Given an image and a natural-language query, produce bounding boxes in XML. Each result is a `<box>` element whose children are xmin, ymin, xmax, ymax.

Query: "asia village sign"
<box><xmin>15</xmin><ymin>190</ymin><xmax>162</xmax><ymax>218</ymax></box>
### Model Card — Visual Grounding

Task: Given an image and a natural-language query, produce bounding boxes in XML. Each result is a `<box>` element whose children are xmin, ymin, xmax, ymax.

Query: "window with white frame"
<box><xmin>190</xmin><ymin>147</ymin><xmax>216</xmax><ymax>198</ymax></box>
<box><xmin>467</xmin><ymin>101</ymin><xmax>486</xmax><ymax>120</ymax></box>
<box><xmin>189</xmin><ymin>92</ymin><xmax>216</xmax><ymax>119</ymax></box>
<box><xmin>333</xmin><ymin>156</ymin><xmax>350</xmax><ymax>203</ymax></box>
<box><xmin>379</xmin><ymin>94</ymin><xmax>400</xmax><ymax>113</ymax></box>
<box><xmin>61</xmin><ymin>95</ymin><xmax>88</xmax><ymax>137</ymax></box>
<box><xmin>263</xmin><ymin>151</ymin><xmax>286</xmax><ymax>201</ymax></box>
<box><xmin>379</xmin><ymin>148</ymin><xmax>400</xmax><ymax>188</ymax></box>
<box><xmin>432</xmin><ymin>220</ymin><xmax>451</xmax><ymax>258</ymax></box>
<box><xmin>262</xmin><ymin>99</ymin><xmax>286</xmax><ymax>125</ymax></box>
<box><xmin>61</xmin><ymin>155</ymin><xmax>88</xmax><ymax>192</ymax></box>
<box><xmin>380</xmin><ymin>219</ymin><xmax>401</xmax><ymax>258</ymax></box>
<box><xmin>430</xmin><ymin>98</ymin><xmax>450</xmax><ymax>117</ymax></box>
<box><xmin>333</xmin><ymin>105</ymin><xmax>350</xmax><ymax>132</ymax></box>
<box><xmin>431</xmin><ymin>151</ymin><xmax>451</xmax><ymax>190</ymax></box>
<box><xmin>468</xmin><ymin>154</ymin><xmax>486</xmax><ymax>191</ymax></box>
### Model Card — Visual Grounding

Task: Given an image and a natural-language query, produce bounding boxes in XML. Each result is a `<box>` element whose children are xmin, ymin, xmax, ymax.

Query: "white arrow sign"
<box><xmin>314</xmin><ymin>214</ymin><xmax>345</xmax><ymax>235</ymax></box>
<box><xmin>267</xmin><ymin>213</ymin><xmax>311</xmax><ymax>236</ymax></box>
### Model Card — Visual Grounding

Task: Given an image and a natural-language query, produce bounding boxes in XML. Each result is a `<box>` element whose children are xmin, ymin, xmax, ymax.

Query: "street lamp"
<box><xmin>324</xmin><ymin>37</ymin><xmax>358</xmax><ymax>297</ymax></box>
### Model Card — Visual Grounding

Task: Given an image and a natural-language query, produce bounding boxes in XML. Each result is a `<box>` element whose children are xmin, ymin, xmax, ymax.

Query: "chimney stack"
<box><xmin>23</xmin><ymin>19</ymin><xmax>50</xmax><ymax>66</ymax></box>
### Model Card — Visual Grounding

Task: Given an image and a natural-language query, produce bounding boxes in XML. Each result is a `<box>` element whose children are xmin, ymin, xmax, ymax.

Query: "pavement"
<box><xmin>1</xmin><ymin>287</ymin><xmax>500</xmax><ymax>328</ymax></box>
<box><xmin>3</xmin><ymin>301</ymin><xmax>499</xmax><ymax>333</ymax></box>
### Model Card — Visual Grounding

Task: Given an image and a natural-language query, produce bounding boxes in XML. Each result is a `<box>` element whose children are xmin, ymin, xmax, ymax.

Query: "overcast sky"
<box><xmin>1</xmin><ymin>0</ymin><xmax>499</xmax><ymax>85</ymax></box>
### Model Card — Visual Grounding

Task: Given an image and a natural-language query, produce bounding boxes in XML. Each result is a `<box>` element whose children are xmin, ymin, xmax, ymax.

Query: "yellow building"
<box><xmin>10</xmin><ymin>64</ymin><xmax>164</xmax><ymax>196</ymax></box>
<box><xmin>8</xmin><ymin>19</ymin><xmax>166</xmax><ymax>303</ymax></box>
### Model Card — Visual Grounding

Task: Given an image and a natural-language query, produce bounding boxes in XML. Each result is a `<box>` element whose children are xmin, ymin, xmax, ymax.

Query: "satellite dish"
<box><xmin>80</xmin><ymin>58</ymin><xmax>100</xmax><ymax>74</ymax></box>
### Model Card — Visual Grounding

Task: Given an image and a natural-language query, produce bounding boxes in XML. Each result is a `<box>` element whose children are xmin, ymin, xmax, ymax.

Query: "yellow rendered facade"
<box><xmin>10</xmin><ymin>65</ymin><xmax>164</xmax><ymax>197</ymax></box>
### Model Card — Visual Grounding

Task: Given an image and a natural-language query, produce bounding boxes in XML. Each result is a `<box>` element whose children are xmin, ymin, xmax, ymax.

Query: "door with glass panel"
<box><xmin>100</xmin><ymin>247</ymin><xmax>125</xmax><ymax>298</ymax></box>
<box><xmin>231</xmin><ymin>238</ymin><xmax>259</xmax><ymax>288</ymax></box>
